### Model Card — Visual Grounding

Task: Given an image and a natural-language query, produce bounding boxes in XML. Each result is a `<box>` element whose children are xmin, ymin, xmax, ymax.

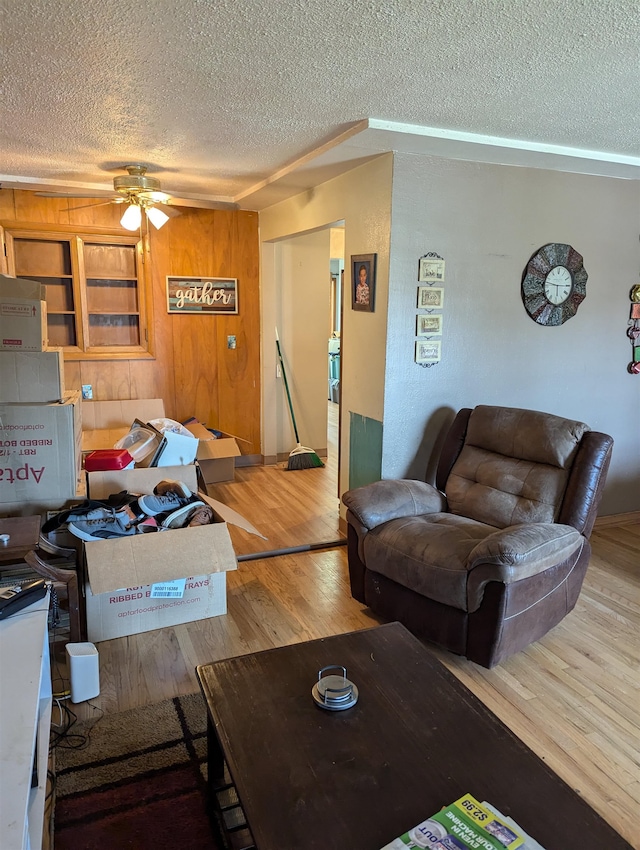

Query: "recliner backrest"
<box><xmin>444</xmin><ymin>406</ymin><xmax>589</xmax><ymax>529</ymax></box>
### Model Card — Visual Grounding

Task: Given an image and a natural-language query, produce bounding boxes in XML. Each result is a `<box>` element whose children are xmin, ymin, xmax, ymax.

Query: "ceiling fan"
<box><xmin>37</xmin><ymin>165</ymin><xmax>179</xmax><ymax>231</ymax></box>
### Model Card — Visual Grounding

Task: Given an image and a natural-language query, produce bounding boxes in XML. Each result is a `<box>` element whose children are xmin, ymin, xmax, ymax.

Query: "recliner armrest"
<box><xmin>342</xmin><ymin>479</ymin><xmax>446</xmax><ymax>531</ymax></box>
<box><xmin>466</xmin><ymin>523</ymin><xmax>584</xmax><ymax>611</ymax></box>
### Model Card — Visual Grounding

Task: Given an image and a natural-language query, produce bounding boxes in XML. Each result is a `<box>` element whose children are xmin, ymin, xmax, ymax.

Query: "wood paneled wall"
<box><xmin>0</xmin><ymin>190</ymin><xmax>261</xmax><ymax>455</ymax></box>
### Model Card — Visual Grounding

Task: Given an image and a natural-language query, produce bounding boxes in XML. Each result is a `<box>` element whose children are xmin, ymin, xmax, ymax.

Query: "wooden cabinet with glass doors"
<box><xmin>1</xmin><ymin>224</ymin><xmax>151</xmax><ymax>359</ymax></box>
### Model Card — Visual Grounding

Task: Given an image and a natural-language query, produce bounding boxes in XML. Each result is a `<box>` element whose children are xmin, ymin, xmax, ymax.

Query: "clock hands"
<box><xmin>545</xmin><ymin>278</ymin><xmax>571</xmax><ymax>305</ymax></box>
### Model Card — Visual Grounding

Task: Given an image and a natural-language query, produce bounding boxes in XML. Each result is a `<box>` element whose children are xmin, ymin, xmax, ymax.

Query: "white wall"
<box><xmin>275</xmin><ymin>230</ymin><xmax>331</xmax><ymax>456</ymax></box>
<box><xmin>384</xmin><ymin>154</ymin><xmax>640</xmax><ymax>515</ymax></box>
<box><xmin>330</xmin><ymin>227</ymin><xmax>345</xmax><ymax>259</ymax></box>
<box><xmin>260</xmin><ymin>155</ymin><xmax>394</xmax><ymax>487</ymax></box>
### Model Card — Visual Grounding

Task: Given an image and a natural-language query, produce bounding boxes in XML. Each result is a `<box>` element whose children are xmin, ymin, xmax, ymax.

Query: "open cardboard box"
<box><xmin>81</xmin><ymin>398</ymin><xmax>199</xmax><ymax>467</ymax></box>
<box><xmin>81</xmin><ymin>400</ymin><xmax>240</xmax><ymax>479</ymax></box>
<box><xmin>81</xmin><ymin>399</ymin><xmax>165</xmax><ymax>454</ymax></box>
<box><xmin>82</xmin><ymin>464</ymin><xmax>265</xmax><ymax>641</ymax></box>
<box><xmin>183</xmin><ymin>420</ymin><xmax>241</xmax><ymax>484</ymax></box>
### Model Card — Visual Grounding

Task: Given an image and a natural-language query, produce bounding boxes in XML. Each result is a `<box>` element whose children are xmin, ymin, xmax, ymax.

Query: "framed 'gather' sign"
<box><xmin>166</xmin><ymin>276</ymin><xmax>238</xmax><ymax>314</ymax></box>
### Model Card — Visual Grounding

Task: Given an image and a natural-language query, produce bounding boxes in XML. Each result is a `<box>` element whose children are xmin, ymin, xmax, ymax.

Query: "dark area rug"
<box><xmin>54</xmin><ymin>693</ymin><xmax>221</xmax><ymax>850</ymax></box>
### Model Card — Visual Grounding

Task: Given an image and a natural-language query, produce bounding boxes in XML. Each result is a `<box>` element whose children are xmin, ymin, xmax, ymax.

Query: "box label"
<box><xmin>150</xmin><ymin>578</ymin><xmax>187</xmax><ymax>598</ymax></box>
<box><xmin>1</xmin><ymin>302</ymin><xmax>37</xmax><ymax>317</ymax></box>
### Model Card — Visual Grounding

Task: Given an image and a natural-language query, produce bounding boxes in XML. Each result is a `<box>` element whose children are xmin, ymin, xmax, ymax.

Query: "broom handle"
<box><xmin>275</xmin><ymin>329</ymin><xmax>301</xmax><ymax>443</ymax></box>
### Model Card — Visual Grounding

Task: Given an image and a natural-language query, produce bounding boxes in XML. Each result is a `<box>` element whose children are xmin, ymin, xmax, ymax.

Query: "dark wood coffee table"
<box><xmin>197</xmin><ymin>622</ymin><xmax>632</xmax><ymax>850</ymax></box>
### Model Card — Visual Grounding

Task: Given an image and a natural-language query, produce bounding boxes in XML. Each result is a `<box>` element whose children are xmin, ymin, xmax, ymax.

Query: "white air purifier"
<box><xmin>65</xmin><ymin>642</ymin><xmax>100</xmax><ymax>703</ymax></box>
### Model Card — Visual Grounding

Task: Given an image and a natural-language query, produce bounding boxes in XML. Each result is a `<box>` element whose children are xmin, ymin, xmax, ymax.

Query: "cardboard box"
<box><xmin>81</xmin><ymin>398</ymin><xmax>165</xmax><ymax>452</ymax></box>
<box><xmin>82</xmin><ymin>464</ymin><xmax>264</xmax><ymax>642</ymax></box>
<box><xmin>0</xmin><ymin>391</ymin><xmax>82</xmax><ymax>509</ymax></box>
<box><xmin>0</xmin><ymin>274</ymin><xmax>48</xmax><ymax>352</ymax></box>
<box><xmin>84</xmin><ymin>572</ymin><xmax>228</xmax><ymax>642</ymax></box>
<box><xmin>184</xmin><ymin>420</ymin><xmax>241</xmax><ymax>484</ymax></box>
<box><xmin>0</xmin><ymin>349</ymin><xmax>65</xmax><ymax>403</ymax></box>
<box><xmin>81</xmin><ymin>399</ymin><xmax>199</xmax><ymax>467</ymax></box>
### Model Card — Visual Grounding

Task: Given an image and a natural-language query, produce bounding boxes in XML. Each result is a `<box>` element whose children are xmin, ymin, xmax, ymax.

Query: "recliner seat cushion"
<box><xmin>363</xmin><ymin>513</ymin><xmax>498</xmax><ymax>611</ymax></box>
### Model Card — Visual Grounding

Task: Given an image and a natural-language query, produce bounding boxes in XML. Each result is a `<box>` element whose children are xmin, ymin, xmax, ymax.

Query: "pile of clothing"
<box><xmin>42</xmin><ymin>480</ymin><xmax>214</xmax><ymax>542</ymax></box>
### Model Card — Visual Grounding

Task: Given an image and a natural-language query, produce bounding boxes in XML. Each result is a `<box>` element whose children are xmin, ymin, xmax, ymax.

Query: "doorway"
<box><xmin>264</xmin><ymin>222</ymin><xmax>345</xmax><ymax>495</ymax></box>
<box><xmin>328</xmin><ymin>228</ymin><xmax>344</xmax><ymax>492</ymax></box>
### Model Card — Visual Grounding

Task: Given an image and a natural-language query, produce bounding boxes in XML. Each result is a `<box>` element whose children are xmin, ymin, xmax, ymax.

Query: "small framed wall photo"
<box><xmin>418</xmin><ymin>257</ymin><xmax>445</xmax><ymax>282</ymax></box>
<box><xmin>417</xmin><ymin>286</ymin><xmax>444</xmax><ymax>309</ymax></box>
<box><xmin>351</xmin><ymin>253</ymin><xmax>377</xmax><ymax>312</ymax></box>
<box><xmin>415</xmin><ymin>339</ymin><xmax>441</xmax><ymax>364</ymax></box>
<box><xmin>417</xmin><ymin>314</ymin><xmax>442</xmax><ymax>336</ymax></box>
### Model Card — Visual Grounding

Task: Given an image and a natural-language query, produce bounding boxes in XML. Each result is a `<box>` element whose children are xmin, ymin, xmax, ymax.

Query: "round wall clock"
<box><xmin>521</xmin><ymin>243</ymin><xmax>588</xmax><ymax>326</ymax></box>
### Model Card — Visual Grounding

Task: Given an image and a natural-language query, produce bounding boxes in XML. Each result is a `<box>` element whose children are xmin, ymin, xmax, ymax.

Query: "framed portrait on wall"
<box><xmin>351</xmin><ymin>254</ymin><xmax>377</xmax><ymax>312</ymax></box>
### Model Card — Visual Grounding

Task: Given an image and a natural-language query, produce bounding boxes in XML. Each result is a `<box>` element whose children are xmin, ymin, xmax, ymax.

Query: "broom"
<box><xmin>275</xmin><ymin>328</ymin><xmax>324</xmax><ymax>470</ymax></box>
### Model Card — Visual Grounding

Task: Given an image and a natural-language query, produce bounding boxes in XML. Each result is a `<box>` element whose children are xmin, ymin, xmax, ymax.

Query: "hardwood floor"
<box><xmin>66</xmin><ymin>402</ymin><xmax>640</xmax><ymax>846</ymax></box>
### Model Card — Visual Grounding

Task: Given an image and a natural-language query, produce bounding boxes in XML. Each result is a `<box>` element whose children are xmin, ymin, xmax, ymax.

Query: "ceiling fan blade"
<box><xmin>34</xmin><ymin>191</ymin><xmax>119</xmax><ymax>199</ymax></box>
<box><xmin>65</xmin><ymin>199</ymin><xmax>123</xmax><ymax>211</ymax></box>
<box><xmin>156</xmin><ymin>202</ymin><xmax>181</xmax><ymax>218</ymax></box>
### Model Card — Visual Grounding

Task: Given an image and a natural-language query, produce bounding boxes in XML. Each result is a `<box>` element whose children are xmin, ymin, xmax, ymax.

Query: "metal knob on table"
<box><xmin>312</xmin><ymin>665</ymin><xmax>359</xmax><ymax>711</ymax></box>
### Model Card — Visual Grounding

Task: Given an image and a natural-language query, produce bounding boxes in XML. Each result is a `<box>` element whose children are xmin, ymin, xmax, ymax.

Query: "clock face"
<box><xmin>521</xmin><ymin>243</ymin><xmax>587</xmax><ymax>326</ymax></box>
<box><xmin>544</xmin><ymin>266</ymin><xmax>573</xmax><ymax>304</ymax></box>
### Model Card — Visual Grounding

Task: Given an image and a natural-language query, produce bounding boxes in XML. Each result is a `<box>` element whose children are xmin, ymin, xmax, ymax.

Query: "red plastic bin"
<box><xmin>84</xmin><ymin>449</ymin><xmax>134</xmax><ymax>472</ymax></box>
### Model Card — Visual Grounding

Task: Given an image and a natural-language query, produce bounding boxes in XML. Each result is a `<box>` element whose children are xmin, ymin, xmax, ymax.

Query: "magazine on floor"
<box><xmin>380</xmin><ymin>793</ymin><xmax>547</xmax><ymax>850</ymax></box>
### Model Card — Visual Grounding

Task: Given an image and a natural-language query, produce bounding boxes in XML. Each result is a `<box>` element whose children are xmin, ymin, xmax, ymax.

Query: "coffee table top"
<box><xmin>197</xmin><ymin>622</ymin><xmax>631</xmax><ymax>850</ymax></box>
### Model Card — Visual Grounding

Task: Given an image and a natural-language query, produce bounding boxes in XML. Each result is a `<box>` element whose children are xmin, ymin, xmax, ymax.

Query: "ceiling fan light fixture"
<box><xmin>145</xmin><ymin>205</ymin><xmax>169</xmax><ymax>230</ymax></box>
<box><xmin>140</xmin><ymin>190</ymin><xmax>171</xmax><ymax>204</ymax></box>
<box><xmin>33</xmin><ymin>164</ymin><xmax>178</xmax><ymax>230</ymax></box>
<box><xmin>120</xmin><ymin>202</ymin><xmax>142</xmax><ymax>231</ymax></box>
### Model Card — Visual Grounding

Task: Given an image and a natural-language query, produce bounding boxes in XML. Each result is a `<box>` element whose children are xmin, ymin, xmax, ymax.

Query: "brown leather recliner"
<box><xmin>342</xmin><ymin>405</ymin><xmax>613</xmax><ymax>668</ymax></box>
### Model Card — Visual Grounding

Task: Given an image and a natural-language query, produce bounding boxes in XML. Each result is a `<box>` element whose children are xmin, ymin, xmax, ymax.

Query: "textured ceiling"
<box><xmin>1</xmin><ymin>0</ymin><xmax>639</xmax><ymax>209</ymax></box>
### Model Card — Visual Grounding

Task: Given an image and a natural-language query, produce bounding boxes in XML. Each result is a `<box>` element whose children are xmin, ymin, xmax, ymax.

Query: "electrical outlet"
<box><xmin>276</xmin><ymin>364</ymin><xmax>282</xmax><ymax>378</ymax></box>
<box><xmin>81</xmin><ymin>384</ymin><xmax>93</xmax><ymax>399</ymax></box>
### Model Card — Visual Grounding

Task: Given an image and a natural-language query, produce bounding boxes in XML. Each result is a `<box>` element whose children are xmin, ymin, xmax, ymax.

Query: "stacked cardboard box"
<box><xmin>0</xmin><ymin>276</ymin><xmax>82</xmax><ymax>515</ymax></box>
<box><xmin>0</xmin><ymin>274</ymin><xmax>48</xmax><ymax>353</ymax></box>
